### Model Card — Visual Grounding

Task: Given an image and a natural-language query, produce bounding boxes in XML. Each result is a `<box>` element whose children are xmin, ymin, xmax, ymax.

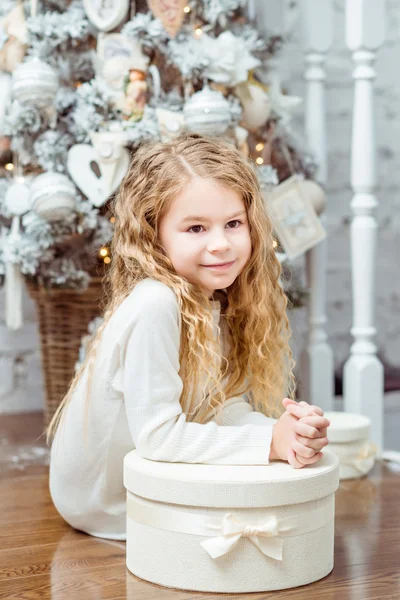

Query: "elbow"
<box><xmin>134</xmin><ymin>419</ymin><xmax>179</xmax><ymax>462</ymax></box>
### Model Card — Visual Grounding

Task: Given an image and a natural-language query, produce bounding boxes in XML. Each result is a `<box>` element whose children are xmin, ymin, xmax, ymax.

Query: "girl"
<box><xmin>47</xmin><ymin>133</ymin><xmax>330</xmax><ymax>540</ymax></box>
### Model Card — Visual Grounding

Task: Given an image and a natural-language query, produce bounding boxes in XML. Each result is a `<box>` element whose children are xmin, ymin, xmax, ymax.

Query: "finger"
<box><xmin>291</xmin><ymin>439</ymin><xmax>317</xmax><ymax>459</ymax></box>
<box><xmin>295</xmin><ymin>434</ymin><xmax>329</xmax><ymax>452</ymax></box>
<box><xmin>282</xmin><ymin>397</ymin><xmax>297</xmax><ymax>409</ymax></box>
<box><xmin>298</xmin><ymin>415</ymin><xmax>331</xmax><ymax>429</ymax></box>
<box><xmin>298</xmin><ymin>401</ymin><xmax>324</xmax><ymax>416</ymax></box>
<box><xmin>285</xmin><ymin>403</ymin><xmax>322</xmax><ymax>420</ymax></box>
<box><xmin>295</xmin><ymin>452</ymin><xmax>324</xmax><ymax>466</ymax></box>
<box><xmin>287</xmin><ymin>447</ymin><xmax>304</xmax><ymax>469</ymax></box>
<box><xmin>294</xmin><ymin>421</ymin><xmax>325</xmax><ymax>439</ymax></box>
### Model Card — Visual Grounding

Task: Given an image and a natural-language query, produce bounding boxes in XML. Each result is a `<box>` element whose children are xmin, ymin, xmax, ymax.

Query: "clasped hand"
<box><xmin>269</xmin><ymin>398</ymin><xmax>330</xmax><ymax>469</ymax></box>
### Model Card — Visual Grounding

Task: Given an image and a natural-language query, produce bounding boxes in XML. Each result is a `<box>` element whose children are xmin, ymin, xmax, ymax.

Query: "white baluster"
<box><xmin>344</xmin><ymin>0</ymin><xmax>385</xmax><ymax>451</ymax></box>
<box><xmin>247</xmin><ymin>0</ymin><xmax>285</xmax><ymax>38</ymax></box>
<box><xmin>299</xmin><ymin>0</ymin><xmax>335</xmax><ymax>410</ymax></box>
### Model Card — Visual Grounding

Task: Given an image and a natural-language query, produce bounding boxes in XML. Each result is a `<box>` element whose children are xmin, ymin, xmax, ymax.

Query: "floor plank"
<box><xmin>1</xmin><ymin>412</ymin><xmax>400</xmax><ymax>599</ymax></box>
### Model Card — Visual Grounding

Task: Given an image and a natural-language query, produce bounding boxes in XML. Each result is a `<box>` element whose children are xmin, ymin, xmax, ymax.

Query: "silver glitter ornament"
<box><xmin>30</xmin><ymin>172</ymin><xmax>76</xmax><ymax>222</ymax></box>
<box><xmin>12</xmin><ymin>57</ymin><xmax>58</xmax><ymax>109</ymax></box>
<box><xmin>183</xmin><ymin>86</ymin><xmax>231</xmax><ymax>136</ymax></box>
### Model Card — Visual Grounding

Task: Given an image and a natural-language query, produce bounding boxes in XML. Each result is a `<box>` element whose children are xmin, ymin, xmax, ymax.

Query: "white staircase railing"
<box><xmin>299</xmin><ymin>0</ymin><xmax>335</xmax><ymax>411</ymax></box>
<box><xmin>343</xmin><ymin>0</ymin><xmax>386</xmax><ymax>451</ymax></box>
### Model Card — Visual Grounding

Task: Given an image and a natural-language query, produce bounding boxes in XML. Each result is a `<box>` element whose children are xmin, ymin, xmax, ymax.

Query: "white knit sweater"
<box><xmin>49</xmin><ymin>278</ymin><xmax>276</xmax><ymax>539</ymax></box>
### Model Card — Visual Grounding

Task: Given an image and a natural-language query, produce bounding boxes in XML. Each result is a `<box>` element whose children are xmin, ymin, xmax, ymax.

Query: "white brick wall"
<box><xmin>1</xmin><ymin>0</ymin><xmax>399</xmax><ymax>413</ymax></box>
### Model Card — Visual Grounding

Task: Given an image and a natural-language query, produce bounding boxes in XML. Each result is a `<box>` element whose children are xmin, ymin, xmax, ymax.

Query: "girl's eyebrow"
<box><xmin>180</xmin><ymin>211</ymin><xmax>246</xmax><ymax>224</ymax></box>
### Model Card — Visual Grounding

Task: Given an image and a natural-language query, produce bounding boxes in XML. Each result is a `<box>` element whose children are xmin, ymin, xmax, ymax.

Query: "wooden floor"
<box><xmin>1</xmin><ymin>413</ymin><xmax>400</xmax><ymax>600</ymax></box>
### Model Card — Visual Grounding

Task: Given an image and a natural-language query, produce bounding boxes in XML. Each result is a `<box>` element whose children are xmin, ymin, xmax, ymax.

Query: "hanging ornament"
<box><xmin>67</xmin><ymin>131</ymin><xmax>130</xmax><ymax>208</ymax></box>
<box><xmin>147</xmin><ymin>0</ymin><xmax>187</xmax><ymax>38</ymax></box>
<box><xmin>117</xmin><ymin>63</ymin><xmax>160</xmax><ymax>121</ymax></box>
<box><xmin>267</xmin><ymin>72</ymin><xmax>302</xmax><ymax>124</ymax></box>
<box><xmin>262</xmin><ymin>174</ymin><xmax>327</xmax><ymax>259</ymax></box>
<box><xmin>0</xmin><ymin>1</ymin><xmax>28</xmax><ymax>73</ymax></box>
<box><xmin>199</xmin><ymin>31</ymin><xmax>261</xmax><ymax>88</ymax></box>
<box><xmin>83</xmin><ymin>0</ymin><xmax>130</xmax><ymax>32</ymax></box>
<box><xmin>234</xmin><ymin>75</ymin><xmax>271</xmax><ymax>132</ymax></box>
<box><xmin>156</xmin><ymin>107</ymin><xmax>186</xmax><ymax>142</ymax></box>
<box><xmin>183</xmin><ymin>86</ymin><xmax>231</xmax><ymax>136</ymax></box>
<box><xmin>95</xmin><ymin>33</ymin><xmax>159</xmax><ymax>120</ymax></box>
<box><xmin>96</xmin><ymin>33</ymin><xmax>149</xmax><ymax>92</ymax></box>
<box><xmin>121</xmin><ymin>68</ymin><xmax>148</xmax><ymax>121</ymax></box>
<box><xmin>12</xmin><ymin>57</ymin><xmax>58</xmax><ymax>112</ymax></box>
<box><xmin>30</xmin><ymin>172</ymin><xmax>76</xmax><ymax>222</ymax></box>
<box><xmin>3</xmin><ymin>175</ymin><xmax>31</xmax><ymax>330</ymax></box>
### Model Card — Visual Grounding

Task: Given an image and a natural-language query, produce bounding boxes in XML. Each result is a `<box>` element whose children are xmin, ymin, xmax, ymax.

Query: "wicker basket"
<box><xmin>26</xmin><ymin>277</ymin><xmax>104</xmax><ymax>426</ymax></box>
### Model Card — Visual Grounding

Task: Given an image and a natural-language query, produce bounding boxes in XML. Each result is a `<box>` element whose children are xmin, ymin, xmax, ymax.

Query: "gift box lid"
<box><xmin>124</xmin><ymin>450</ymin><xmax>339</xmax><ymax>508</ymax></box>
<box><xmin>325</xmin><ymin>411</ymin><xmax>370</xmax><ymax>443</ymax></box>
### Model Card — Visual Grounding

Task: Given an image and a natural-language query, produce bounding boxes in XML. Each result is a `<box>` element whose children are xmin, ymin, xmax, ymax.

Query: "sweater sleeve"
<box><xmin>211</xmin><ymin>395</ymin><xmax>278</xmax><ymax>427</ymax></box>
<box><xmin>121</xmin><ymin>288</ymin><xmax>274</xmax><ymax>465</ymax></box>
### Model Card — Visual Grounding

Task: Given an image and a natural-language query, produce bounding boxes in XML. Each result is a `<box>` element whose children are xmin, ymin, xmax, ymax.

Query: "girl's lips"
<box><xmin>202</xmin><ymin>260</ymin><xmax>235</xmax><ymax>271</ymax></box>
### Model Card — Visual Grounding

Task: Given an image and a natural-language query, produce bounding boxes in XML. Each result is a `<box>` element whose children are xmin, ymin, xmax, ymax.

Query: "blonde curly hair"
<box><xmin>46</xmin><ymin>132</ymin><xmax>295</xmax><ymax>444</ymax></box>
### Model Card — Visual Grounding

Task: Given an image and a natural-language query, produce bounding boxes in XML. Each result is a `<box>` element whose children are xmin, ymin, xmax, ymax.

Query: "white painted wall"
<box><xmin>1</xmin><ymin>0</ymin><xmax>399</xmax><ymax>413</ymax></box>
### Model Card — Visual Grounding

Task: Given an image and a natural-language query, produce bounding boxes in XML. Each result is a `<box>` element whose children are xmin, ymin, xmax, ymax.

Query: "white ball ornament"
<box><xmin>183</xmin><ymin>86</ymin><xmax>231</xmax><ymax>136</ymax></box>
<box><xmin>234</xmin><ymin>82</ymin><xmax>271</xmax><ymax>131</ymax></box>
<box><xmin>12</xmin><ymin>57</ymin><xmax>58</xmax><ymax>109</ymax></box>
<box><xmin>4</xmin><ymin>178</ymin><xmax>31</xmax><ymax>217</ymax></box>
<box><xmin>30</xmin><ymin>172</ymin><xmax>76</xmax><ymax>222</ymax></box>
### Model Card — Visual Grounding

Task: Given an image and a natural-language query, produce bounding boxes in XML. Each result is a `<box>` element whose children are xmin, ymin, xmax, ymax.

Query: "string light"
<box><xmin>99</xmin><ymin>247</ymin><xmax>108</xmax><ymax>257</ymax></box>
<box><xmin>194</xmin><ymin>27</ymin><xmax>203</xmax><ymax>37</ymax></box>
<box><xmin>5</xmin><ymin>163</ymin><xmax>14</xmax><ymax>171</ymax></box>
<box><xmin>104</xmin><ymin>256</ymin><xmax>111</xmax><ymax>264</ymax></box>
<box><xmin>256</xmin><ymin>157</ymin><xmax>264</xmax><ymax>165</ymax></box>
<box><xmin>256</xmin><ymin>142</ymin><xmax>264</xmax><ymax>152</ymax></box>
<box><xmin>184</xmin><ymin>5</ymin><xmax>191</xmax><ymax>13</ymax></box>
<box><xmin>109</xmin><ymin>216</ymin><xmax>115</xmax><ymax>223</ymax></box>
<box><xmin>273</xmin><ymin>240</ymin><xmax>278</xmax><ymax>248</ymax></box>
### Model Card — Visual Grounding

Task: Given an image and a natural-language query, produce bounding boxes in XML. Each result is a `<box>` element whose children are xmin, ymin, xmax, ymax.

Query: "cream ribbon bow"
<box><xmin>342</xmin><ymin>441</ymin><xmax>377</xmax><ymax>474</ymax></box>
<box><xmin>200</xmin><ymin>513</ymin><xmax>284</xmax><ymax>561</ymax></box>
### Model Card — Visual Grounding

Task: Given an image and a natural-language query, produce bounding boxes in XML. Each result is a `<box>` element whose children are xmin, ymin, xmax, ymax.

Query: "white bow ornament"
<box><xmin>200</xmin><ymin>513</ymin><xmax>284</xmax><ymax>561</ymax></box>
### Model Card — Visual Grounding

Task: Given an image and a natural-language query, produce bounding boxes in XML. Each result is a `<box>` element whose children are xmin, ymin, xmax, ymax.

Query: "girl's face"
<box><xmin>158</xmin><ymin>177</ymin><xmax>252</xmax><ymax>298</ymax></box>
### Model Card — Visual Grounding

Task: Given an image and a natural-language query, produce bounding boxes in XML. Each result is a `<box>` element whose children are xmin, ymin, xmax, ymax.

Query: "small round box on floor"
<box><xmin>323</xmin><ymin>412</ymin><xmax>377</xmax><ymax>480</ymax></box>
<box><xmin>124</xmin><ymin>450</ymin><xmax>339</xmax><ymax>593</ymax></box>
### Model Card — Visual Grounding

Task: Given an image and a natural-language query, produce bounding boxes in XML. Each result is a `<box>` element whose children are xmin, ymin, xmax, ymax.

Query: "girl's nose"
<box><xmin>207</xmin><ymin>233</ymin><xmax>232</xmax><ymax>253</ymax></box>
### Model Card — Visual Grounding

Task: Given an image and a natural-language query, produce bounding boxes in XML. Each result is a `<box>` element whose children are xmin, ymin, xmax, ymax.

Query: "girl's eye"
<box><xmin>187</xmin><ymin>220</ymin><xmax>242</xmax><ymax>234</ymax></box>
<box><xmin>227</xmin><ymin>220</ymin><xmax>242</xmax><ymax>228</ymax></box>
<box><xmin>188</xmin><ymin>225</ymin><xmax>204</xmax><ymax>234</ymax></box>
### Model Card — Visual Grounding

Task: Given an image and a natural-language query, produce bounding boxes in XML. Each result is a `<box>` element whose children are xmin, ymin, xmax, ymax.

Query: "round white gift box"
<box><xmin>124</xmin><ymin>450</ymin><xmax>339</xmax><ymax>593</ymax></box>
<box><xmin>324</xmin><ymin>412</ymin><xmax>377</xmax><ymax>480</ymax></box>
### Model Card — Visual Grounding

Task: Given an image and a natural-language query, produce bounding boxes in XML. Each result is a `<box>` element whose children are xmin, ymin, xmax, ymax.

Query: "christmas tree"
<box><xmin>0</xmin><ymin>0</ymin><xmax>323</xmax><ymax>331</ymax></box>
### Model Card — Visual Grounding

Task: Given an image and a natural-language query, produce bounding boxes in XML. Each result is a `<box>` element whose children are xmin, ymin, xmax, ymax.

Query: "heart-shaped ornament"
<box><xmin>67</xmin><ymin>144</ymin><xmax>130</xmax><ymax>208</ymax></box>
<box><xmin>147</xmin><ymin>0</ymin><xmax>186</xmax><ymax>38</ymax></box>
